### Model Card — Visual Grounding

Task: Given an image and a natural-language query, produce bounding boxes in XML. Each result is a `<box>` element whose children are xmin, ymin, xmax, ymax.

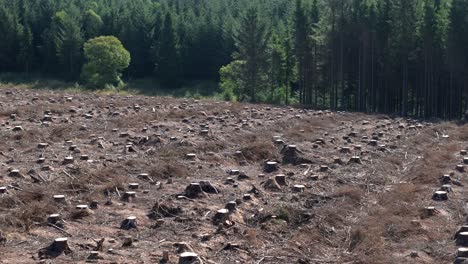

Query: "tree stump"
<box><xmin>319</xmin><ymin>165</ymin><xmax>329</xmax><ymax>172</ymax></box>
<box><xmin>440</xmin><ymin>174</ymin><xmax>452</xmax><ymax>184</ymax></box>
<box><xmin>47</xmin><ymin>214</ymin><xmax>62</xmax><ymax>226</ymax></box>
<box><xmin>275</xmin><ymin>174</ymin><xmax>288</xmax><ymax>186</ymax></box>
<box><xmin>184</xmin><ymin>183</ymin><xmax>205</xmax><ymax>198</ymax></box>
<box><xmin>333</xmin><ymin>157</ymin><xmax>344</xmax><ymax>165</ymax></box>
<box><xmin>87</xmin><ymin>251</ymin><xmax>102</xmax><ymax>260</ymax></box>
<box><xmin>199</xmin><ymin>180</ymin><xmax>218</xmax><ymax>194</ymax></box>
<box><xmin>464</xmin><ymin>157</ymin><xmax>468</xmax><ymax>165</ymax></box>
<box><xmin>38</xmin><ymin>238</ymin><xmax>72</xmax><ymax>259</ymax></box>
<box><xmin>90</xmin><ymin>201</ymin><xmax>99</xmax><ymax>209</ymax></box>
<box><xmin>461</xmin><ymin>150</ymin><xmax>468</xmax><ymax>156</ymax></box>
<box><xmin>138</xmin><ymin>173</ymin><xmax>151</xmax><ymax>181</ymax></box>
<box><xmin>42</xmin><ymin>115</ymin><xmax>53</xmax><ymax>122</ymax></box>
<box><xmin>120</xmin><ymin>216</ymin><xmax>138</xmax><ymax>230</ymax></box>
<box><xmin>237</xmin><ymin>172</ymin><xmax>250</xmax><ymax>180</ymax></box>
<box><xmin>63</xmin><ymin>156</ymin><xmax>74</xmax><ymax>165</ymax></box>
<box><xmin>293</xmin><ymin>185</ymin><xmax>306</xmax><ymax>193</ymax></box>
<box><xmin>424</xmin><ymin>207</ymin><xmax>436</xmax><ymax>217</ymax></box>
<box><xmin>456</xmin><ymin>226</ymin><xmax>468</xmax><ymax>239</ymax></box>
<box><xmin>178</xmin><ymin>252</ymin><xmax>201</xmax><ymax>264</ymax></box>
<box><xmin>186</xmin><ymin>153</ymin><xmax>197</xmax><ymax>160</ymax></box>
<box><xmin>377</xmin><ymin>145</ymin><xmax>386</xmax><ymax>151</ymax></box>
<box><xmin>8</xmin><ymin>169</ymin><xmax>22</xmax><ymax>178</ymax></box>
<box><xmin>340</xmin><ymin>147</ymin><xmax>351</xmax><ymax>154</ymax></box>
<box><xmin>275</xmin><ymin>139</ymin><xmax>285</xmax><ymax>145</ymax></box>
<box><xmin>128</xmin><ymin>183</ymin><xmax>140</xmax><ymax>190</ymax></box>
<box><xmin>38</xmin><ymin>143</ymin><xmax>49</xmax><ymax>149</ymax></box>
<box><xmin>458</xmin><ymin>248</ymin><xmax>468</xmax><ymax>258</ymax></box>
<box><xmin>432</xmin><ymin>191</ymin><xmax>448</xmax><ymax>201</ymax></box>
<box><xmin>264</xmin><ymin>161</ymin><xmax>278</xmax><ymax>173</ymax></box>
<box><xmin>72</xmin><ymin>205</ymin><xmax>93</xmax><ymax>218</ymax></box>
<box><xmin>212</xmin><ymin>209</ymin><xmax>229</xmax><ymax>225</ymax></box>
<box><xmin>243</xmin><ymin>194</ymin><xmax>252</xmax><ymax>201</ymax></box>
<box><xmin>457</xmin><ymin>165</ymin><xmax>465</xmax><ymax>173</ymax></box>
<box><xmin>12</xmin><ymin>126</ymin><xmax>23</xmax><ymax>132</ymax></box>
<box><xmin>440</xmin><ymin>184</ymin><xmax>452</xmax><ymax>193</ymax></box>
<box><xmin>458</xmin><ymin>232</ymin><xmax>468</xmax><ymax>246</ymax></box>
<box><xmin>348</xmin><ymin>156</ymin><xmax>362</xmax><ymax>164</ymax></box>
<box><xmin>122</xmin><ymin>191</ymin><xmax>137</xmax><ymax>202</ymax></box>
<box><xmin>225</xmin><ymin>201</ymin><xmax>237</xmax><ymax>212</ymax></box>
<box><xmin>122</xmin><ymin>236</ymin><xmax>133</xmax><ymax>247</ymax></box>
<box><xmin>53</xmin><ymin>195</ymin><xmax>66</xmax><ymax>204</ymax></box>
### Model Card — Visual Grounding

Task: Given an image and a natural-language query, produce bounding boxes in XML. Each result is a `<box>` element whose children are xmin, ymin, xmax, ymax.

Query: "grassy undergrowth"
<box><xmin>0</xmin><ymin>73</ymin><xmax>221</xmax><ymax>99</ymax></box>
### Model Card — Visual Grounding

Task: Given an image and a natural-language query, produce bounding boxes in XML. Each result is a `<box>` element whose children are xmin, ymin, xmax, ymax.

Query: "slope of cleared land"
<box><xmin>0</xmin><ymin>88</ymin><xmax>467</xmax><ymax>264</ymax></box>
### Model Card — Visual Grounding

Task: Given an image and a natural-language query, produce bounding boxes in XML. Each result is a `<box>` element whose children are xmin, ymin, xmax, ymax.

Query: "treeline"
<box><xmin>0</xmin><ymin>0</ymin><xmax>467</xmax><ymax>119</ymax></box>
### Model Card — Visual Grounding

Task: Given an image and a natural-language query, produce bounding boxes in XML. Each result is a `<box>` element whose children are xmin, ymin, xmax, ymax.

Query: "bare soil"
<box><xmin>0</xmin><ymin>88</ymin><xmax>467</xmax><ymax>264</ymax></box>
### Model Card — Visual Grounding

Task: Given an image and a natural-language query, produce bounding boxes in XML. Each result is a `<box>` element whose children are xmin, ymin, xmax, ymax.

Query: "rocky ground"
<box><xmin>0</xmin><ymin>88</ymin><xmax>467</xmax><ymax>264</ymax></box>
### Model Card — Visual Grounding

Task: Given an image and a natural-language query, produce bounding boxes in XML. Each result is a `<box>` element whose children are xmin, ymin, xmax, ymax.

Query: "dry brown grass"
<box><xmin>149</xmin><ymin>161</ymin><xmax>189</xmax><ymax>180</ymax></box>
<box><xmin>407</xmin><ymin>142</ymin><xmax>458</xmax><ymax>184</ymax></box>
<box><xmin>0</xmin><ymin>186</ymin><xmax>58</xmax><ymax>231</ymax></box>
<box><xmin>238</xmin><ymin>137</ymin><xmax>279</xmax><ymax>162</ymax></box>
<box><xmin>0</xmin><ymin>88</ymin><xmax>465</xmax><ymax>263</ymax></box>
<box><xmin>453</xmin><ymin>124</ymin><xmax>468</xmax><ymax>141</ymax></box>
<box><xmin>332</xmin><ymin>186</ymin><xmax>364</xmax><ymax>204</ymax></box>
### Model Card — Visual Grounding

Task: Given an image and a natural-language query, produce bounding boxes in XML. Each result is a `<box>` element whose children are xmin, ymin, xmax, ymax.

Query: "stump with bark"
<box><xmin>38</xmin><ymin>238</ymin><xmax>72</xmax><ymax>259</ymax></box>
<box><xmin>120</xmin><ymin>216</ymin><xmax>138</xmax><ymax>230</ymax></box>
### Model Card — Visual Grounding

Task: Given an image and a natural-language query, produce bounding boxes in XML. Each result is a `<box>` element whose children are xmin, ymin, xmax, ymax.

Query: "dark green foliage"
<box><xmin>0</xmin><ymin>0</ymin><xmax>467</xmax><ymax>118</ymax></box>
<box><xmin>157</xmin><ymin>12</ymin><xmax>179</xmax><ymax>86</ymax></box>
<box><xmin>233</xmin><ymin>7</ymin><xmax>270</xmax><ymax>102</ymax></box>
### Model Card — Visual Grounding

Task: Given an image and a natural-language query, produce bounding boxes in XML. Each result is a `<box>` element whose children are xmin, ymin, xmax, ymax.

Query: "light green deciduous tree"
<box><xmin>81</xmin><ymin>36</ymin><xmax>131</xmax><ymax>88</ymax></box>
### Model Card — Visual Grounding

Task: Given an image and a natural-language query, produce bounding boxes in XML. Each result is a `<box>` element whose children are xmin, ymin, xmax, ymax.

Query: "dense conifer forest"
<box><xmin>0</xmin><ymin>0</ymin><xmax>467</xmax><ymax>118</ymax></box>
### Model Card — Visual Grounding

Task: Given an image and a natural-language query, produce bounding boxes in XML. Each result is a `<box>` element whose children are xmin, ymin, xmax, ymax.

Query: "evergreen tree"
<box><xmin>50</xmin><ymin>10</ymin><xmax>84</xmax><ymax>78</ymax></box>
<box><xmin>157</xmin><ymin>12</ymin><xmax>179</xmax><ymax>86</ymax></box>
<box><xmin>17</xmin><ymin>24</ymin><xmax>34</xmax><ymax>73</ymax></box>
<box><xmin>0</xmin><ymin>6</ymin><xmax>21</xmax><ymax>72</ymax></box>
<box><xmin>83</xmin><ymin>9</ymin><xmax>103</xmax><ymax>40</ymax></box>
<box><xmin>234</xmin><ymin>6</ymin><xmax>269</xmax><ymax>102</ymax></box>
